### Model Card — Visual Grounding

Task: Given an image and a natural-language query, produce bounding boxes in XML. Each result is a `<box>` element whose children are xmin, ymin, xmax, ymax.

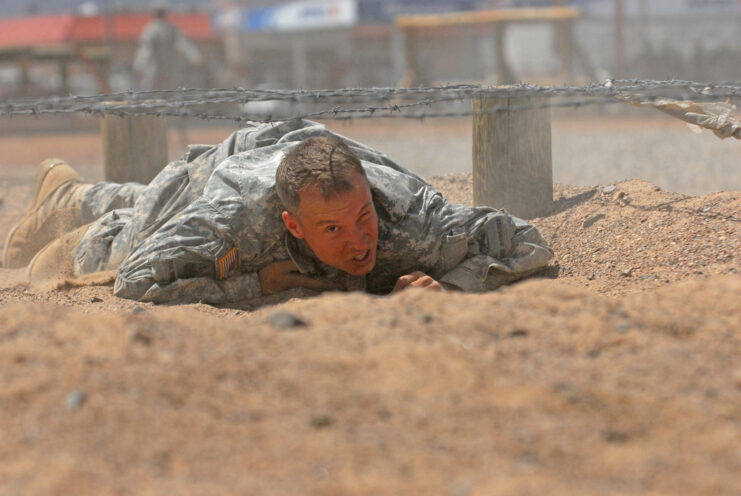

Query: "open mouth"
<box><xmin>352</xmin><ymin>250</ymin><xmax>371</xmax><ymax>263</ymax></box>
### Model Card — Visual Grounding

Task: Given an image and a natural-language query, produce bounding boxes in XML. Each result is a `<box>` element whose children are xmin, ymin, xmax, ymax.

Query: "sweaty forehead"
<box><xmin>296</xmin><ymin>179</ymin><xmax>373</xmax><ymax>222</ymax></box>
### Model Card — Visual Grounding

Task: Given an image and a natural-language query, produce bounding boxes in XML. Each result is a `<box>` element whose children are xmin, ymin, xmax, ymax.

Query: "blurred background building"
<box><xmin>0</xmin><ymin>0</ymin><xmax>741</xmax><ymax>98</ymax></box>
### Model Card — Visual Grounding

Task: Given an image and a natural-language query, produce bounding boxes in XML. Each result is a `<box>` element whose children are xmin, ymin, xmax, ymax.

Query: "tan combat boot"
<box><xmin>26</xmin><ymin>223</ymin><xmax>91</xmax><ymax>287</ymax></box>
<box><xmin>2</xmin><ymin>159</ymin><xmax>88</xmax><ymax>268</ymax></box>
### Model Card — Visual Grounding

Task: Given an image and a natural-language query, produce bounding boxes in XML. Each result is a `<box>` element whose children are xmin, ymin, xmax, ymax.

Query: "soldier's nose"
<box><xmin>347</xmin><ymin>226</ymin><xmax>368</xmax><ymax>250</ymax></box>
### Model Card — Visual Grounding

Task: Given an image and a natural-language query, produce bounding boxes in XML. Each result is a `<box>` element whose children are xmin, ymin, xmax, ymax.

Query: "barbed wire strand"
<box><xmin>1</xmin><ymin>79</ymin><xmax>739</xmax><ymax>124</ymax></box>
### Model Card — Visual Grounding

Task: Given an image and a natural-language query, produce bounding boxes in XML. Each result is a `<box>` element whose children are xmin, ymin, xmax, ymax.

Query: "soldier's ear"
<box><xmin>282</xmin><ymin>211</ymin><xmax>304</xmax><ymax>239</ymax></box>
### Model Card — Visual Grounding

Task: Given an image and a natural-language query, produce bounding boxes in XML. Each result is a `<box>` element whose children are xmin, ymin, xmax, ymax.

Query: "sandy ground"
<box><xmin>0</xmin><ymin>117</ymin><xmax>740</xmax><ymax>495</ymax></box>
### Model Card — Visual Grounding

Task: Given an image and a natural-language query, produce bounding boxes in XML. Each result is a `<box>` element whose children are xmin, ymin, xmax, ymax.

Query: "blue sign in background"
<box><xmin>246</xmin><ymin>6</ymin><xmax>277</xmax><ymax>31</ymax></box>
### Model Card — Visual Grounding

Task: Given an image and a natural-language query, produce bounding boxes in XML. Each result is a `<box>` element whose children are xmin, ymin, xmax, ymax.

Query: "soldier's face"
<box><xmin>282</xmin><ymin>173</ymin><xmax>379</xmax><ymax>276</ymax></box>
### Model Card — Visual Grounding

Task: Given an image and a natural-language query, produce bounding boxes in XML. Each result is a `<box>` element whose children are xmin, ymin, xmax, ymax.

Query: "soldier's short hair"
<box><xmin>276</xmin><ymin>137</ymin><xmax>368</xmax><ymax>213</ymax></box>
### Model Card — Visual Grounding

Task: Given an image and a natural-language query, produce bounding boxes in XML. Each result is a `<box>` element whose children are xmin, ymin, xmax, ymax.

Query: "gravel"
<box><xmin>268</xmin><ymin>310</ymin><xmax>307</xmax><ymax>329</ymax></box>
<box><xmin>64</xmin><ymin>390</ymin><xmax>87</xmax><ymax>411</ymax></box>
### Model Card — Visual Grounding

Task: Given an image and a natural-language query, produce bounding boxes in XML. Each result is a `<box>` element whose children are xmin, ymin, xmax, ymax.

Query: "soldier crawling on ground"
<box><xmin>2</xmin><ymin>120</ymin><xmax>553</xmax><ymax>304</ymax></box>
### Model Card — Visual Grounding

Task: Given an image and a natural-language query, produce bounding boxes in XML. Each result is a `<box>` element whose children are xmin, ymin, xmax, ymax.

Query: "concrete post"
<box><xmin>472</xmin><ymin>93</ymin><xmax>553</xmax><ymax>219</ymax></box>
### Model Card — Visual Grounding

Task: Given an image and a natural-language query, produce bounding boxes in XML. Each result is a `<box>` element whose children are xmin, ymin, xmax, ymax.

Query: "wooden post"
<box><xmin>494</xmin><ymin>23</ymin><xmax>516</xmax><ymax>84</ymax></box>
<box><xmin>614</xmin><ymin>0</ymin><xmax>626</xmax><ymax>78</ymax></box>
<box><xmin>58</xmin><ymin>58</ymin><xmax>70</xmax><ymax>95</ymax></box>
<box><xmin>19</xmin><ymin>51</ymin><xmax>31</xmax><ymax>96</ymax></box>
<box><xmin>291</xmin><ymin>33</ymin><xmax>308</xmax><ymax>89</ymax></box>
<box><xmin>555</xmin><ymin>19</ymin><xmax>574</xmax><ymax>81</ymax></box>
<box><xmin>397</xmin><ymin>26</ymin><xmax>420</xmax><ymax>87</ymax></box>
<box><xmin>101</xmin><ymin>114</ymin><xmax>169</xmax><ymax>184</ymax></box>
<box><xmin>472</xmin><ymin>93</ymin><xmax>553</xmax><ymax>219</ymax></box>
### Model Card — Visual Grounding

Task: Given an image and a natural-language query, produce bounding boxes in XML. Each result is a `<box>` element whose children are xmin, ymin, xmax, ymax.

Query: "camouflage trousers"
<box><xmin>75</xmin><ymin>158</ymin><xmax>195</xmax><ymax>275</ymax></box>
<box><xmin>81</xmin><ymin>182</ymin><xmax>146</xmax><ymax>225</ymax></box>
<box><xmin>72</xmin><ymin>181</ymin><xmax>146</xmax><ymax>274</ymax></box>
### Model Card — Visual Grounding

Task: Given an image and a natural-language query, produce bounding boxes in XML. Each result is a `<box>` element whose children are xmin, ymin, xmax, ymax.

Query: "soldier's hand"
<box><xmin>259</xmin><ymin>260</ymin><xmax>340</xmax><ymax>296</ymax></box>
<box><xmin>392</xmin><ymin>271</ymin><xmax>443</xmax><ymax>293</ymax></box>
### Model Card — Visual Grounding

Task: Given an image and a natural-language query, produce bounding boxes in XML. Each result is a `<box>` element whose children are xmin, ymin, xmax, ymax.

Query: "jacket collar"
<box><xmin>283</xmin><ymin>232</ymin><xmax>366</xmax><ymax>292</ymax></box>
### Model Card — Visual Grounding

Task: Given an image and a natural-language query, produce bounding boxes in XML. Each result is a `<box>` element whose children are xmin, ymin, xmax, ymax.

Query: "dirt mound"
<box><xmin>429</xmin><ymin>174</ymin><xmax>740</xmax><ymax>295</ymax></box>
<box><xmin>541</xmin><ymin>179</ymin><xmax>739</xmax><ymax>294</ymax></box>
<box><xmin>1</xmin><ymin>277</ymin><xmax>740</xmax><ymax>495</ymax></box>
<box><xmin>1</xmin><ymin>173</ymin><xmax>740</xmax><ymax>495</ymax></box>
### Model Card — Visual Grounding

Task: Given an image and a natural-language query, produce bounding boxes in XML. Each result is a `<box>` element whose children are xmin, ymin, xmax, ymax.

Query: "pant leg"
<box><xmin>81</xmin><ymin>182</ymin><xmax>147</xmax><ymax>224</ymax></box>
<box><xmin>74</xmin><ymin>160</ymin><xmax>193</xmax><ymax>274</ymax></box>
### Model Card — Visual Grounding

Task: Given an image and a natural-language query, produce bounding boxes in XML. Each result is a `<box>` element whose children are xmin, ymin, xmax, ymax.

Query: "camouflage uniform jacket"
<box><xmin>72</xmin><ymin>120</ymin><xmax>553</xmax><ymax>304</ymax></box>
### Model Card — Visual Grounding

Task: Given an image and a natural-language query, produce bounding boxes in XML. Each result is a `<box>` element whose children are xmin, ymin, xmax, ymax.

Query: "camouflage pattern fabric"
<box><xmin>72</xmin><ymin>120</ymin><xmax>553</xmax><ymax>304</ymax></box>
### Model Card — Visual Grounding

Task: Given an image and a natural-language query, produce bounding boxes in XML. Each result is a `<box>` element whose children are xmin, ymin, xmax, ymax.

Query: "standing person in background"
<box><xmin>133</xmin><ymin>4</ymin><xmax>205</xmax><ymax>146</ymax></box>
<box><xmin>133</xmin><ymin>4</ymin><xmax>203</xmax><ymax>91</ymax></box>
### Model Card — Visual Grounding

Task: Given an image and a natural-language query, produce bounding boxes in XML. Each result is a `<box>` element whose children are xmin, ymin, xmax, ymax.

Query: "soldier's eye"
<box><xmin>326</xmin><ymin>225</ymin><xmax>340</xmax><ymax>233</ymax></box>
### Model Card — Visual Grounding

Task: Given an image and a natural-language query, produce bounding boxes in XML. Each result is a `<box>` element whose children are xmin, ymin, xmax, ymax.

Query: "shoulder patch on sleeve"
<box><xmin>217</xmin><ymin>247</ymin><xmax>239</xmax><ymax>280</ymax></box>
